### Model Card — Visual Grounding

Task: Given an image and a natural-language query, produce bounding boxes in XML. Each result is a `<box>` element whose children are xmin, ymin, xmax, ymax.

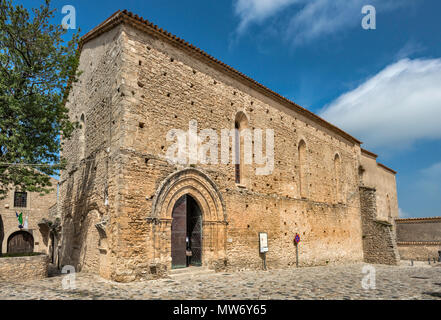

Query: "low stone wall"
<box><xmin>396</xmin><ymin>217</ymin><xmax>441</xmax><ymax>261</ymax></box>
<box><xmin>397</xmin><ymin>242</ymin><xmax>441</xmax><ymax>261</ymax></box>
<box><xmin>0</xmin><ymin>254</ymin><xmax>49</xmax><ymax>282</ymax></box>
<box><xmin>396</xmin><ymin>217</ymin><xmax>441</xmax><ymax>242</ymax></box>
<box><xmin>360</xmin><ymin>187</ymin><xmax>400</xmax><ymax>265</ymax></box>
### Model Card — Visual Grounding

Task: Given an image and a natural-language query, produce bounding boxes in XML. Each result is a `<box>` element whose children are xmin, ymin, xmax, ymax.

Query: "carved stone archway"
<box><xmin>149</xmin><ymin>168</ymin><xmax>227</xmax><ymax>270</ymax></box>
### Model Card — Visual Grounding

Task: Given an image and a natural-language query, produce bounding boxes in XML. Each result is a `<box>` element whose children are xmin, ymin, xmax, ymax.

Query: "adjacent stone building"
<box><xmin>58</xmin><ymin>10</ymin><xmax>400</xmax><ymax>282</ymax></box>
<box><xmin>396</xmin><ymin>217</ymin><xmax>441</xmax><ymax>261</ymax></box>
<box><xmin>0</xmin><ymin>177</ymin><xmax>58</xmax><ymax>261</ymax></box>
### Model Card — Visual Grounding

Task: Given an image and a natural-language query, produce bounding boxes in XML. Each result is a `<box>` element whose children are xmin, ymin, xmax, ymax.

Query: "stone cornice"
<box><xmin>397</xmin><ymin>241</ymin><xmax>441</xmax><ymax>245</ymax></box>
<box><xmin>396</xmin><ymin>216</ymin><xmax>441</xmax><ymax>223</ymax></box>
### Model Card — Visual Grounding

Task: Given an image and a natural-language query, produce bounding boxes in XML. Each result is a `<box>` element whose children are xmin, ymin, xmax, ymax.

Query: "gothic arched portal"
<box><xmin>149</xmin><ymin>168</ymin><xmax>227</xmax><ymax>270</ymax></box>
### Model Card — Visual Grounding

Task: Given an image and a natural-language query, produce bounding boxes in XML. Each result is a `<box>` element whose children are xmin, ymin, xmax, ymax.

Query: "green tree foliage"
<box><xmin>0</xmin><ymin>0</ymin><xmax>80</xmax><ymax>198</ymax></box>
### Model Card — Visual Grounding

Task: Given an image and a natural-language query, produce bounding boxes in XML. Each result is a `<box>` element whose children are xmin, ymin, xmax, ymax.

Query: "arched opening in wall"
<box><xmin>171</xmin><ymin>194</ymin><xmax>202</xmax><ymax>269</ymax></box>
<box><xmin>7</xmin><ymin>231</ymin><xmax>34</xmax><ymax>254</ymax></box>
<box><xmin>298</xmin><ymin>140</ymin><xmax>307</xmax><ymax>198</ymax></box>
<box><xmin>95</xmin><ymin>217</ymin><xmax>110</xmax><ymax>278</ymax></box>
<box><xmin>334</xmin><ymin>154</ymin><xmax>342</xmax><ymax>203</ymax></box>
<box><xmin>151</xmin><ymin>168</ymin><xmax>227</xmax><ymax>271</ymax></box>
<box><xmin>387</xmin><ymin>194</ymin><xmax>392</xmax><ymax>221</ymax></box>
<box><xmin>358</xmin><ymin>165</ymin><xmax>365</xmax><ymax>185</ymax></box>
<box><xmin>79</xmin><ymin>113</ymin><xmax>86</xmax><ymax>160</ymax></box>
<box><xmin>234</xmin><ymin>112</ymin><xmax>249</xmax><ymax>185</ymax></box>
<box><xmin>48</xmin><ymin>231</ymin><xmax>57</xmax><ymax>264</ymax></box>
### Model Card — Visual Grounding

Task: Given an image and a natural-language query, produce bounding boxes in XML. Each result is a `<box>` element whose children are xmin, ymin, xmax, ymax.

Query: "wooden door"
<box><xmin>7</xmin><ymin>231</ymin><xmax>34</xmax><ymax>254</ymax></box>
<box><xmin>171</xmin><ymin>195</ymin><xmax>187</xmax><ymax>269</ymax></box>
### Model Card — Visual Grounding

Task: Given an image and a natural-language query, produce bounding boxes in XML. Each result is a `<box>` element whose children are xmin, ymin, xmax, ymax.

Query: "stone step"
<box><xmin>169</xmin><ymin>266</ymin><xmax>215</xmax><ymax>279</ymax></box>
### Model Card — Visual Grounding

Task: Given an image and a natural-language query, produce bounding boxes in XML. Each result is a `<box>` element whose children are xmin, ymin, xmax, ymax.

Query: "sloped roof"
<box><xmin>80</xmin><ymin>10</ymin><xmax>362</xmax><ymax>145</ymax></box>
<box><xmin>361</xmin><ymin>148</ymin><xmax>378</xmax><ymax>159</ymax></box>
<box><xmin>377</xmin><ymin>162</ymin><xmax>397</xmax><ymax>175</ymax></box>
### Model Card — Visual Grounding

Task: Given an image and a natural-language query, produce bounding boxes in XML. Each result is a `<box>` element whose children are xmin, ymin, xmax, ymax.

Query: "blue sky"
<box><xmin>17</xmin><ymin>0</ymin><xmax>441</xmax><ymax>218</ymax></box>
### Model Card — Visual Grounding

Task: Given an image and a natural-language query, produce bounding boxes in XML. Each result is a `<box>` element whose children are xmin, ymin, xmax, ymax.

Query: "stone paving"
<box><xmin>0</xmin><ymin>263</ymin><xmax>440</xmax><ymax>300</ymax></box>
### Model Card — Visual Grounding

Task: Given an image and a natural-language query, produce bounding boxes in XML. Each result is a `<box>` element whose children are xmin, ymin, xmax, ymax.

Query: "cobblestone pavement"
<box><xmin>0</xmin><ymin>263</ymin><xmax>440</xmax><ymax>300</ymax></box>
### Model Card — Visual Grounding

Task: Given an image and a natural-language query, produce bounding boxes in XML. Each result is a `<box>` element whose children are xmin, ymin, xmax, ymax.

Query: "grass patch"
<box><xmin>0</xmin><ymin>252</ymin><xmax>43</xmax><ymax>258</ymax></box>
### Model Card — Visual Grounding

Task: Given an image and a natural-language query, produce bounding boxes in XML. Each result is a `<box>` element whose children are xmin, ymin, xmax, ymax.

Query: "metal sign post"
<box><xmin>294</xmin><ymin>233</ymin><xmax>301</xmax><ymax>268</ymax></box>
<box><xmin>259</xmin><ymin>232</ymin><xmax>268</xmax><ymax>271</ymax></box>
<box><xmin>263</xmin><ymin>252</ymin><xmax>267</xmax><ymax>270</ymax></box>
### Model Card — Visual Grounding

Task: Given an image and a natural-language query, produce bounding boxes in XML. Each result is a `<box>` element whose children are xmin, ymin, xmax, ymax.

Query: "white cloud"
<box><xmin>399</xmin><ymin>208</ymin><xmax>412</xmax><ymax>218</ymax></box>
<box><xmin>286</xmin><ymin>0</ymin><xmax>365</xmax><ymax>45</ymax></box>
<box><xmin>395</xmin><ymin>40</ymin><xmax>426</xmax><ymax>60</ymax></box>
<box><xmin>319</xmin><ymin>58</ymin><xmax>441</xmax><ymax>150</ymax></box>
<box><xmin>233</xmin><ymin>0</ymin><xmax>407</xmax><ymax>44</ymax></box>
<box><xmin>417</xmin><ymin>162</ymin><xmax>441</xmax><ymax>201</ymax></box>
<box><xmin>234</xmin><ymin>0</ymin><xmax>300</xmax><ymax>35</ymax></box>
<box><xmin>421</xmin><ymin>162</ymin><xmax>441</xmax><ymax>177</ymax></box>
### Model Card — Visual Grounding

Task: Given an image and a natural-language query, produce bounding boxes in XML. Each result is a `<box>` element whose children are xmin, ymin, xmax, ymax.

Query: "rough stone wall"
<box><xmin>396</xmin><ymin>217</ymin><xmax>441</xmax><ymax>242</ymax></box>
<box><xmin>0</xmin><ymin>178</ymin><xmax>57</xmax><ymax>255</ymax></box>
<box><xmin>58</xmin><ymin>24</ymin><xmax>126</xmax><ymax>278</ymax></box>
<box><xmin>106</xmin><ymin>24</ymin><xmax>365</xmax><ymax>280</ymax></box>
<box><xmin>360</xmin><ymin>152</ymin><xmax>398</xmax><ymax>222</ymax></box>
<box><xmin>396</xmin><ymin>217</ymin><xmax>441</xmax><ymax>261</ymax></box>
<box><xmin>360</xmin><ymin>186</ymin><xmax>399</xmax><ymax>265</ymax></box>
<box><xmin>60</xmin><ymin>19</ymin><xmax>399</xmax><ymax>281</ymax></box>
<box><xmin>397</xmin><ymin>243</ymin><xmax>441</xmax><ymax>261</ymax></box>
<box><xmin>0</xmin><ymin>254</ymin><xmax>49</xmax><ymax>282</ymax></box>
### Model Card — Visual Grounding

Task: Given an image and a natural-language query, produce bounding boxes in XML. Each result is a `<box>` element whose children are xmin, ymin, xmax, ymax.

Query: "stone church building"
<box><xmin>58</xmin><ymin>10</ymin><xmax>400</xmax><ymax>282</ymax></box>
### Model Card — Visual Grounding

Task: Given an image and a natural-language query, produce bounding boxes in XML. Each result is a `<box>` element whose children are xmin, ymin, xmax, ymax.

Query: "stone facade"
<box><xmin>359</xmin><ymin>149</ymin><xmax>399</xmax><ymax>223</ymax></box>
<box><xmin>58</xmin><ymin>10</ymin><xmax>400</xmax><ymax>282</ymax></box>
<box><xmin>0</xmin><ymin>254</ymin><xmax>49</xmax><ymax>282</ymax></box>
<box><xmin>359</xmin><ymin>187</ymin><xmax>400</xmax><ymax>265</ymax></box>
<box><xmin>396</xmin><ymin>217</ymin><xmax>441</xmax><ymax>261</ymax></box>
<box><xmin>0</xmin><ymin>178</ymin><xmax>58</xmax><ymax>257</ymax></box>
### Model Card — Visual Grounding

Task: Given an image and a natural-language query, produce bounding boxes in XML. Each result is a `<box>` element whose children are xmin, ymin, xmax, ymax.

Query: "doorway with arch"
<box><xmin>7</xmin><ymin>230</ymin><xmax>34</xmax><ymax>254</ymax></box>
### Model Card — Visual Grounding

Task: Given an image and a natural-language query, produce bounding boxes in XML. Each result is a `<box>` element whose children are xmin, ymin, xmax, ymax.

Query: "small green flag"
<box><xmin>16</xmin><ymin>212</ymin><xmax>23</xmax><ymax>227</ymax></box>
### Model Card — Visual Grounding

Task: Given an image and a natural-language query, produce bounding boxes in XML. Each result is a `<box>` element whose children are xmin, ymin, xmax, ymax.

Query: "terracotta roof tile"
<box><xmin>377</xmin><ymin>162</ymin><xmax>397</xmax><ymax>175</ymax></box>
<box><xmin>396</xmin><ymin>216</ymin><xmax>441</xmax><ymax>223</ymax></box>
<box><xmin>397</xmin><ymin>241</ymin><xmax>441</xmax><ymax>245</ymax></box>
<box><xmin>361</xmin><ymin>148</ymin><xmax>378</xmax><ymax>159</ymax></box>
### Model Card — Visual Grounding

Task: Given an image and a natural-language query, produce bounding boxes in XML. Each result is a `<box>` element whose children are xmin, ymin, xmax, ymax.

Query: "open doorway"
<box><xmin>171</xmin><ymin>194</ymin><xmax>202</xmax><ymax>269</ymax></box>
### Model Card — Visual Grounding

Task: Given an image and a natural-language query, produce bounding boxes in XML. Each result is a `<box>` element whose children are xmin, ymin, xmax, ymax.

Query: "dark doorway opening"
<box><xmin>49</xmin><ymin>232</ymin><xmax>55</xmax><ymax>263</ymax></box>
<box><xmin>0</xmin><ymin>215</ymin><xmax>4</xmax><ymax>255</ymax></box>
<box><xmin>171</xmin><ymin>194</ymin><xmax>202</xmax><ymax>269</ymax></box>
<box><xmin>7</xmin><ymin>231</ymin><xmax>34</xmax><ymax>254</ymax></box>
<box><xmin>187</xmin><ymin>196</ymin><xmax>202</xmax><ymax>267</ymax></box>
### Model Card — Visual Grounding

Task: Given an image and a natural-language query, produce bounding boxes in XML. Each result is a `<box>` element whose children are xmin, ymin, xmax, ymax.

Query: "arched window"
<box><xmin>334</xmin><ymin>154</ymin><xmax>342</xmax><ymax>203</ymax></box>
<box><xmin>234</xmin><ymin>112</ymin><xmax>249</xmax><ymax>185</ymax></box>
<box><xmin>358</xmin><ymin>165</ymin><xmax>365</xmax><ymax>184</ymax></box>
<box><xmin>387</xmin><ymin>194</ymin><xmax>392</xmax><ymax>220</ymax></box>
<box><xmin>298</xmin><ymin>140</ymin><xmax>307</xmax><ymax>198</ymax></box>
<box><xmin>79</xmin><ymin>113</ymin><xmax>86</xmax><ymax>160</ymax></box>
